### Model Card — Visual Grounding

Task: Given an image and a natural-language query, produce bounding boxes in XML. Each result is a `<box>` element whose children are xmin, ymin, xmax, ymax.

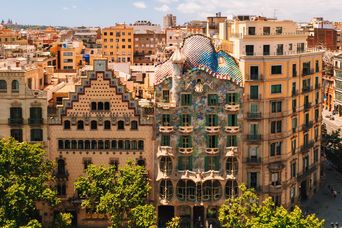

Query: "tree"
<box><xmin>0</xmin><ymin>138</ymin><xmax>60</xmax><ymax>227</ymax></box>
<box><xmin>321</xmin><ymin>124</ymin><xmax>342</xmax><ymax>172</ymax></box>
<box><xmin>75</xmin><ymin>161</ymin><xmax>156</xmax><ymax>228</ymax></box>
<box><xmin>219</xmin><ymin>184</ymin><xmax>324</xmax><ymax>228</ymax></box>
<box><xmin>166</xmin><ymin>217</ymin><xmax>181</xmax><ymax>228</ymax></box>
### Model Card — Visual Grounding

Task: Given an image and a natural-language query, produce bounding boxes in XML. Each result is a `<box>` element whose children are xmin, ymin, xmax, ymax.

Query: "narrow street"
<box><xmin>301</xmin><ymin>161</ymin><xmax>342</xmax><ymax>227</ymax></box>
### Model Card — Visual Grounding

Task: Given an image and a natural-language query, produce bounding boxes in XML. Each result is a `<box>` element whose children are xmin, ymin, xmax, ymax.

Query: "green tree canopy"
<box><xmin>74</xmin><ymin>161</ymin><xmax>156</xmax><ymax>228</ymax></box>
<box><xmin>0</xmin><ymin>138</ymin><xmax>60</xmax><ymax>227</ymax></box>
<box><xmin>219</xmin><ymin>184</ymin><xmax>324</xmax><ymax>228</ymax></box>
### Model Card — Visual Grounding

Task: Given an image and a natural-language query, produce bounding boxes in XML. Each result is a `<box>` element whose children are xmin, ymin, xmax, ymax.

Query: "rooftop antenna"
<box><xmin>273</xmin><ymin>9</ymin><xmax>278</xmax><ymax>19</ymax></box>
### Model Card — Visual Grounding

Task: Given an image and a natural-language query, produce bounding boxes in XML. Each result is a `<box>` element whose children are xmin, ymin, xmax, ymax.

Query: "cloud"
<box><xmin>133</xmin><ymin>1</ymin><xmax>147</xmax><ymax>9</ymax></box>
<box><xmin>158</xmin><ymin>0</ymin><xmax>178</xmax><ymax>3</ymax></box>
<box><xmin>173</xmin><ymin>0</ymin><xmax>342</xmax><ymax>22</ymax></box>
<box><xmin>72</xmin><ymin>5</ymin><xmax>77</xmax><ymax>9</ymax></box>
<box><xmin>155</xmin><ymin>4</ymin><xmax>170</xmax><ymax>12</ymax></box>
<box><xmin>62</xmin><ymin>7</ymin><xmax>69</xmax><ymax>10</ymax></box>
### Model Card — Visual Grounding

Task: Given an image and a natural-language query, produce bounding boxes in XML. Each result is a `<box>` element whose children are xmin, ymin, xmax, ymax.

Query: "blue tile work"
<box><xmin>155</xmin><ymin>35</ymin><xmax>243</xmax><ymax>86</ymax></box>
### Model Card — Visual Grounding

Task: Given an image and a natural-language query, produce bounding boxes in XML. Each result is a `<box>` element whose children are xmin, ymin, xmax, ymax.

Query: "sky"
<box><xmin>0</xmin><ymin>0</ymin><xmax>342</xmax><ymax>27</ymax></box>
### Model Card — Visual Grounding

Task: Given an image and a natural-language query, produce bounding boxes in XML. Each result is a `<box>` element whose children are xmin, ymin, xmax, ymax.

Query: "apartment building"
<box><xmin>101</xmin><ymin>24</ymin><xmax>133</xmax><ymax>63</ymax></box>
<box><xmin>154</xmin><ymin>35</ymin><xmax>243</xmax><ymax>227</ymax></box>
<box><xmin>50</xmin><ymin>41</ymin><xmax>85</xmax><ymax>72</ymax></box>
<box><xmin>227</xmin><ymin>16</ymin><xmax>323</xmax><ymax>208</ymax></box>
<box><xmin>133</xmin><ymin>31</ymin><xmax>166</xmax><ymax>65</ymax></box>
<box><xmin>334</xmin><ymin>54</ymin><xmax>342</xmax><ymax>115</ymax></box>
<box><xmin>47</xmin><ymin>59</ymin><xmax>154</xmax><ymax>226</ymax></box>
<box><xmin>0</xmin><ymin>60</ymin><xmax>48</xmax><ymax>145</ymax></box>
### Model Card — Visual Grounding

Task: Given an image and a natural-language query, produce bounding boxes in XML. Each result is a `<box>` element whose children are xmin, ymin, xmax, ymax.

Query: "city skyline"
<box><xmin>1</xmin><ymin>0</ymin><xmax>342</xmax><ymax>27</ymax></box>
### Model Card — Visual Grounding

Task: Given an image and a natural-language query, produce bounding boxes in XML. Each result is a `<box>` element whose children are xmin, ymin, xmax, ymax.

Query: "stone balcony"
<box><xmin>178</xmin><ymin>126</ymin><xmax>193</xmax><ymax>134</ymax></box>
<box><xmin>205</xmin><ymin>148</ymin><xmax>220</xmax><ymax>155</ymax></box>
<box><xmin>159</xmin><ymin>126</ymin><xmax>174</xmax><ymax>133</ymax></box>
<box><xmin>224</xmin><ymin>104</ymin><xmax>240</xmax><ymax>112</ymax></box>
<box><xmin>205</xmin><ymin>126</ymin><xmax>221</xmax><ymax>134</ymax></box>
<box><xmin>225</xmin><ymin>126</ymin><xmax>240</xmax><ymax>134</ymax></box>
<box><xmin>156</xmin><ymin>146</ymin><xmax>174</xmax><ymax>158</ymax></box>
<box><xmin>178</xmin><ymin>147</ymin><xmax>193</xmax><ymax>155</ymax></box>
<box><xmin>225</xmin><ymin>147</ymin><xmax>238</xmax><ymax>157</ymax></box>
<box><xmin>156</xmin><ymin>102</ymin><xmax>176</xmax><ymax>110</ymax></box>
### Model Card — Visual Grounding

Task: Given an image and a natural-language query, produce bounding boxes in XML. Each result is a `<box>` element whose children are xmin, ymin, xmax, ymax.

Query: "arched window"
<box><xmin>71</xmin><ymin>140</ymin><xmax>77</xmax><ymax>149</ymax></box>
<box><xmin>57</xmin><ymin>159</ymin><xmax>65</xmax><ymax>175</ymax></box>
<box><xmin>225</xmin><ymin>180</ymin><xmax>238</xmax><ymax>199</ymax></box>
<box><xmin>131</xmin><ymin>120</ymin><xmax>138</xmax><ymax>130</ymax></box>
<box><xmin>91</xmin><ymin>140</ymin><xmax>97</xmax><ymax>149</ymax></box>
<box><xmin>58</xmin><ymin>140</ymin><xmax>64</xmax><ymax>149</ymax></box>
<box><xmin>104</xmin><ymin>102</ymin><xmax>110</xmax><ymax>110</ymax></box>
<box><xmin>0</xmin><ymin>80</ymin><xmax>7</xmax><ymax>92</ymax></box>
<box><xmin>226</xmin><ymin>157</ymin><xmax>238</xmax><ymax>176</ymax></box>
<box><xmin>118</xmin><ymin>140</ymin><xmax>124</xmax><ymax>150</ymax></box>
<box><xmin>98</xmin><ymin>140</ymin><xmax>104</xmax><ymax>149</ymax></box>
<box><xmin>57</xmin><ymin>183</ymin><xmax>66</xmax><ymax>196</ymax></box>
<box><xmin>77</xmin><ymin>120</ymin><xmax>84</xmax><ymax>130</ymax></box>
<box><xmin>131</xmin><ymin>140</ymin><xmax>137</xmax><ymax>150</ymax></box>
<box><xmin>64</xmin><ymin>120</ymin><xmax>71</xmax><ymax>130</ymax></box>
<box><xmin>138</xmin><ymin>140</ymin><xmax>144</xmax><ymax>150</ymax></box>
<box><xmin>98</xmin><ymin>102</ymin><xmax>104</xmax><ymax>111</ymax></box>
<box><xmin>11</xmin><ymin>80</ymin><xmax>19</xmax><ymax>93</ymax></box>
<box><xmin>125</xmin><ymin>140</ymin><xmax>130</xmax><ymax>150</ymax></box>
<box><xmin>118</xmin><ymin>120</ymin><xmax>125</xmax><ymax>130</ymax></box>
<box><xmin>78</xmin><ymin>140</ymin><xmax>84</xmax><ymax>149</ymax></box>
<box><xmin>111</xmin><ymin>140</ymin><xmax>117</xmax><ymax>150</ymax></box>
<box><xmin>104</xmin><ymin>120</ymin><xmax>111</xmax><ymax>130</ymax></box>
<box><xmin>91</xmin><ymin>102</ymin><xmax>97</xmax><ymax>111</ymax></box>
<box><xmin>91</xmin><ymin>120</ymin><xmax>97</xmax><ymax>130</ymax></box>
<box><xmin>64</xmin><ymin>140</ymin><xmax>70</xmax><ymax>149</ymax></box>
<box><xmin>160</xmin><ymin>156</ymin><xmax>172</xmax><ymax>175</ymax></box>
<box><xmin>85</xmin><ymin>140</ymin><xmax>90</xmax><ymax>149</ymax></box>
<box><xmin>176</xmin><ymin>180</ymin><xmax>196</xmax><ymax>202</ymax></box>
<box><xmin>105</xmin><ymin>140</ymin><xmax>110</xmax><ymax>149</ymax></box>
<box><xmin>160</xmin><ymin>179</ymin><xmax>173</xmax><ymax>200</ymax></box>
<box><xmin>203</xmin><ymin>180</ymin><xmax>222</xmax><ymax>202</ymax></box>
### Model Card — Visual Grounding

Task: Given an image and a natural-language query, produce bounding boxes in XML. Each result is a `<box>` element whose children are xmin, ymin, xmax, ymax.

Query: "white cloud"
<box><xmin>62</xmin><ymin>7</ymin><xmax>69</xmax><ymax>10</ymax></box>
<box><xmin>173</xmin><ymin>0</ymin><xmax>342</xmax><ymax>22</ymax></box>
<box><xmin>72</xmin><ymin>5</ymin><xmax>77</xmax><ymax>9</ymax></box>
<box><xmin>133</xmin><ymin>1</ymin><xmax>147</xmax><ymax>9</ymax></box>
<box><xmin>158</xmin><ymin>0</ymin><xmax>178</xmax><ymax>3</ymax></box>
<box><xmin>155</xmin><ymin>4</ymin><xmax>170</xmax><ymax>12</ymax></box>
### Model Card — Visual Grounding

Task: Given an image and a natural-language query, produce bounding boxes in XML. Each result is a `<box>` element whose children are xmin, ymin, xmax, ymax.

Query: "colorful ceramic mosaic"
<box><xmin>155</xmin><ymin>34</ymin><xmax>243</xmax><ymax>86</ymax></box>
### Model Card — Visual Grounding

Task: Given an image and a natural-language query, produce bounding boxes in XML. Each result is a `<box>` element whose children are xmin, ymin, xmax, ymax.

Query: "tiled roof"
<box><xmin>155</xmin><ymin>34</ymin><xmax>243</xmax><ymax>86</ymax></box>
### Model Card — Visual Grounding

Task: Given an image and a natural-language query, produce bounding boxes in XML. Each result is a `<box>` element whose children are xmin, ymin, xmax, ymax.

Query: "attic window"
<box><xmin>218</xmin><ymin>57</ymin><xmax>225</xmax><ymax>66</ymax></box>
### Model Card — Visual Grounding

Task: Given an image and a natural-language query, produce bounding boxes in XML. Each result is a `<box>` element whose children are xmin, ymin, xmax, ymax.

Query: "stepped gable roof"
<box><xmin>155</xmin><ymin>34</ymin><xmax>243</xmax><ymax>86</ymax></box>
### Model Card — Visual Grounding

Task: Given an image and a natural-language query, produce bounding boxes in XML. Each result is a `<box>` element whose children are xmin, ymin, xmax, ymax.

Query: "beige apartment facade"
<box><xmin>101</xmin><ymin>24</ymin><xmax>134</xmax><ymax>63</ymax></box>
<box><xmin>46</xmin><ymin>59</ymin><xmax>154</xmax><ymax>226</ymax></box>
<box><xmin>0</xmin><ymin>62</ymin><xmax>48</xmax><ymax>144</ymax></box>
<box><xmin>228</xmin><ymin>17</ymin><xmax>323</xmax><ymax>209</ymax></box>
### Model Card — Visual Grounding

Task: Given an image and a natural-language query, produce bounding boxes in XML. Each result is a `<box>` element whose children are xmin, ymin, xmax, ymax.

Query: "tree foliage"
<box><xmin>74</xmin><ymin>161</ymin><xmax>156</xmax><ymax>228</ymax></box>
<box><xmin>0</xmin><ymin>138</ymin><xmax>60</xmax><ymax>227</ymax></box>
<box><xmin>321</xmin><ymin>124</ymin><xmax>342</xmax><ymax>172</ymax></box>
<box><xmin>219</xmin><ymin>184</ymin><xmax>324</xmax><ymax>228</ymax></box>
<box><xmin>166</xmin><ymin>217</ymin><xmax>181</xmax><ymax>228</ymax></box>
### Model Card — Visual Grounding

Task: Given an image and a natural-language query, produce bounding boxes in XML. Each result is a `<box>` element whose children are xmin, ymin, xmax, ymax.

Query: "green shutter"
<box><xmin>226</xmin><ymin>93</ymin><xmax>229</xmax><ymax>104</ymax></box>
<box><xmin>206</xmin><ymin>115</ymin><xmax>209</xmax><ymax>126</ymax></box>
<box><xmin>205</xmin><ymin>135</ymin><xmax>209</xmax><ymax>147</ymax></box>
<box><xmin>177</xmin><ymin>157</ymin><xmax>182</xmax><ymax>170</ymax></box>
<box><xmin>228</xmin><ymin>115</ymin><xmax>232</xmax><ymax>126</ymax></box>
<box><xmin>234</xmin><ymin>93</ymin><xmax>239</xmax><ymax>104</ymax></box>
<box><xmin>178</xmin><ymin>136</ymin><xmax>182</xmax><ymax>147</ymax></box>
<box><xmin>189</xmin><ymin>156</ymin><xmax>193</xmax><ymax>170</ymax></box>
<box><xmin>189</xmin><ymin>136</ymin><xmax>192</xmax><ymax>147</ymax></box>
<box><xmin>189</xmin><ymin>94</ymin><xmax>192</xmax><ymax>105</ymax></box>
<box><xmin>214</xmin><ymin>115</ymin><xmax>218</xmax><ymax>126</ymax></box>
<box><xmin>214</xmin><ymin>156</ymin><xmax>220</xmax><ymax>170</ymax></box>
<box><xmin>204</xmin><ymin>157</ymin><xmax>209</xmax><ymax>171</ymax></box>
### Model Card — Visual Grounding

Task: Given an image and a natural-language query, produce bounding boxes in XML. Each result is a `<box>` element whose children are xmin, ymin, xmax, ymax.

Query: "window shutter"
<box><xmin>178</xmin><ymin>157</ymin><xmax>183</xmax><ymax>170</ymax></box>
<box><xmin>214</xmin><ymin>115</ymin><xmax>218</xmax><ymax>126</ymax></box>
<box><xmin>204</xmin><ymin>157</ymin><xmax>209</xmax><ymax>171</ymax></box>
<box><xmin>189</xmin><ymin>156</ymin><xmax>193</xmax><ymax>170</ymax></box>
<box><xmin>234</xmin><ymin>93</ymin><xmax>239</xmax><ymax>104</ymax></box>
<box><xmin>205</xmin><ymin>115</ymin><xmax>209</xmax><ymax>126</ymax></box>
<box><xmin>189</xmin><ymin>136</ymin><xmax>192</xmax><ymax>147</ymax></box>
<box><xmin>215</xmin><ymin>156</ymin><xmax>220</xmax><ymax>170</ymax></box>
